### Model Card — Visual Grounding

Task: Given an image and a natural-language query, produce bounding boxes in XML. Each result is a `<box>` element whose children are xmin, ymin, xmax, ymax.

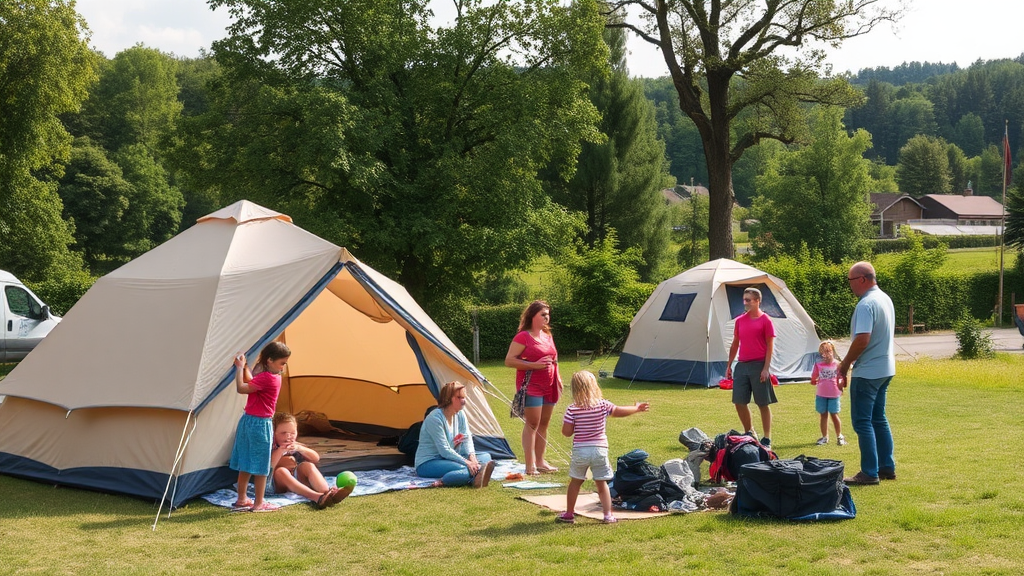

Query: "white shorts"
<box><xmin>569</xmin><ymin>446</ymin><xmax>613</xmax><ymax>481</ymax></box>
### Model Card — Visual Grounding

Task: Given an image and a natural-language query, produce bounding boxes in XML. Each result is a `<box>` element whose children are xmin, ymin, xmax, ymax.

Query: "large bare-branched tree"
<box><xmin>605</xmin><ymin>0</ymin><xmax>903</xmax><ymax>258</ymax></box>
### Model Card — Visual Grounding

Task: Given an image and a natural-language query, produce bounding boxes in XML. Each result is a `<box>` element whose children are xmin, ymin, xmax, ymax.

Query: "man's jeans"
<box><xmin>850</xmin><ymin>376</ymin><xmax>895</xmax><ymax>478</ymax></box>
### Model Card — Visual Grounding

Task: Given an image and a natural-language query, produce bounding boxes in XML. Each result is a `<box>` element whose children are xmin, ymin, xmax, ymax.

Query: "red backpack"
<box><xmin>708</xmin><ymin>433</ymin><xmax>777</xmax><ymax>483</ymax></box>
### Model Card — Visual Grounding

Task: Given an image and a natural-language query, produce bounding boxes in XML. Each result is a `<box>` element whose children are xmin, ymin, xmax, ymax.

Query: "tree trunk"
<box><xmin>706</xmin><ymin>155</ymin><xmax>735</xmax><ymax>259</ymax></box>
<box><xmin>699</xmin><ymin>69</ymin><xmax>735</xmax><ymax>261</ymax></box>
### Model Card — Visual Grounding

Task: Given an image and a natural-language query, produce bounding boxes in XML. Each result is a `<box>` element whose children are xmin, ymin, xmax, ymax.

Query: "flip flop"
<box><xmin>536</xmin><ymin>466</ymin><xmax>559</xmax><ymax>474</ymax></box>
<box><xmin>250</xmin><ymin>502</ymin><xmax>281</xmax><ymax>512</ymax></box>
<box><xmin>230</xmin><ymin>498</ymin><xmax>254</xmax><ymax>511</ymax></box>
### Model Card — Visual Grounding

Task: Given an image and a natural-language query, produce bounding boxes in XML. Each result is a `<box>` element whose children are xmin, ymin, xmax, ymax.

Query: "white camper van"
<box><xmin>1</xmin><ymin>270</ymin><xmax>61</xmax><ymax>362</ymax></box>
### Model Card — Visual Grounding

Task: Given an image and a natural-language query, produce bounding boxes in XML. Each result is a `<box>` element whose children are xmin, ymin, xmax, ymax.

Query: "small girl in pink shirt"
<box><xmin>811</xmin><ymin>341</ymin><xmax>846</xmax><ymax>446</ymax></box>
<box><xmin>229</xmin><ymin>341</ymin><xmax>291</xmax><ymax>512</ymax></box>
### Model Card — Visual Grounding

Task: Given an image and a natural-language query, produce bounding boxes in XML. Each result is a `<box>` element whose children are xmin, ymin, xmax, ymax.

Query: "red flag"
<box><xmin>1005</xmin><ymin>130</ymin><xmax>1013</xmax><ymax>188</ymax></box>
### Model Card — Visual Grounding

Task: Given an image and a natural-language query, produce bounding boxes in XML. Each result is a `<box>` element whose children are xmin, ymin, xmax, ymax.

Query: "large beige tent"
<box><xmin>0</xmin><ymin>201</ymin><xmax>512</xmax><ymax>506</ymax></box>
<box><xmin>614</xmin><ymin>259</ymin><xmax>820</xmax><ymax>386</ymax></box>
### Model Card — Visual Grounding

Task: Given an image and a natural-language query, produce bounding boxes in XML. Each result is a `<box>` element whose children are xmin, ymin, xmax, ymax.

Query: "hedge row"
<box><xmin>446</xmin><ymin>263</ymin><xmax>1024</xmax><ymax>361</ymax></box>
<box><xmin>870</xmin><ymin>235</ymin><xmax>1000</xmax><ymax>254</ymax></box>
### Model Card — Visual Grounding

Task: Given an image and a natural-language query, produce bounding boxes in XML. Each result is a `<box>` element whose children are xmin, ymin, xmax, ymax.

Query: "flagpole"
<box><xmin>998</xmin><ymin>120</ymin><xmax>1009</xmax><ymax>327</ymax></box>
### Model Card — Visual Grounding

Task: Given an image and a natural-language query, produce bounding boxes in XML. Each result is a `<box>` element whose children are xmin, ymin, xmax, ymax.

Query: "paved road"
<box><xmin>831</xmin><ymin>327</ymin><xmax>1023</xmax><ymax>361</ymax></box>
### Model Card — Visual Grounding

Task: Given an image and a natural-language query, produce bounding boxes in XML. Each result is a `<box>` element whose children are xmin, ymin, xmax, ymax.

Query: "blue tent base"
<box><xmin>0</xmin><ymin>451</ymin><xmax>235</xmax><ymax>508</ymax></box>
<box><xmin>613</xmin><ymin>353</ymin><xmax>727</xmax><ymax>386</ymax></box>
<box><xmin>613</xmin><ymin>352</ymin><xmax>819</xmax><ymax>387</ymax></box>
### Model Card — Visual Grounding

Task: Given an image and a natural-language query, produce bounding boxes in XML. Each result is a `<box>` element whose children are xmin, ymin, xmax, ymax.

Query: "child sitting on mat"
<box><xmin>269</xmin><ymin>412</ymin><xmax>353</xmax><ymax>509</ymax></box>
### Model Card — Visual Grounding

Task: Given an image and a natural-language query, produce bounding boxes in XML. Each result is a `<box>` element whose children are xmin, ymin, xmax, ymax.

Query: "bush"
<box><xmin>753</xmin><ymin>248</ymin><xmax>853</xmax><ymax>338</ymax></box>
<box><xmin>751</xmin><ymin>239</ymin><xmax>1023</xmax><ymax>337</ymax></box>
<box><xmin>548</xmin><ymin>237</ymin><xmax>655</xmax><ymax>353</ymax></box>
<box><xmin>25</xmin><ymin>270</ymin><xmax>96</xmax><ymax>316</ymax></box>
<box><xmin>954</xmin><ymin>313</ymin><xmax>994</xmax><ymax>359</ymax></box>
<box><xmin>870</xmin><ymin>234</ymin><xmax>998</xmax><ymax>255</ymax></box>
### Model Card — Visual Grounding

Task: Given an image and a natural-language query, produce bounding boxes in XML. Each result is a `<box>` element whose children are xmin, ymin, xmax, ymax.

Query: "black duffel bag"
<box><xmin>732</xmin><ymin>455</ymin><xmax>848</xmax><ymax>519</ymax></box>
<box><xmin>612</xmin><ymin>449</ymin><xmax>660</xmax><ymax>497</ymax></box>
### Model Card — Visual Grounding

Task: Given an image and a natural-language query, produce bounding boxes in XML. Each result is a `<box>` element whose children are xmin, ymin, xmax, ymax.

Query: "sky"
<box><xmin>75</xmin><ymin>0</ymin><xmax>1023</xmax><ymax>77</ymax></box>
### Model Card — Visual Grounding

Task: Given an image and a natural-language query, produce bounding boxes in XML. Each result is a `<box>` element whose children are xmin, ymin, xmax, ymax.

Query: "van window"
<box><xmin>5</xmin><ymin>286</ymin><xmax>43</xmax><ymax>320</ymax></box>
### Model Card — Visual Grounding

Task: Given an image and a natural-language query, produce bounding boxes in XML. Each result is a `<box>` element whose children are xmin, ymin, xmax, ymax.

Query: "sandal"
<box><xmin>250</xmin><ymin>502</ymin><xmax>281</xmax><ymax>513</ymax></box>
<box><xmin>315</xmin><ymin>489</ymin><xmax>336</xmax><ymax>510</ymax></box>
<box><xmin>556</xmin><ymin>512</ymin><xmax>575</xmax><ymax>524</ymax></box>
<box><xmin>230</xmin><ymin>498</ymin><xmax>254</xmax><ymax>511</ymax></box>
<box><xmin>603</xmin><ymin>514</ymin><xmax>618</xmax><ymax>524</ymax></box>
<box><xmin>328</xmin><ymin>486</ymin><xmax>352</xmax><ymax>506</ymax></box>
<box><xmin>536</xmin><ymin>465</ymin><xmax>559</xmax><ymax>474</ymax></box>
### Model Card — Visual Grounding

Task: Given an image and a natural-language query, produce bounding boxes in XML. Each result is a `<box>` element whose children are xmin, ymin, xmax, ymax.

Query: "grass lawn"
<box><xmin>874</xmin><ymin>246</ymin><xmax>1010</xmax><ymax>275</ymax></box>
<box><xmin>2</xmin><ymin>355</ymin><xmax>1024</xmax><ymax>575</ymax></box>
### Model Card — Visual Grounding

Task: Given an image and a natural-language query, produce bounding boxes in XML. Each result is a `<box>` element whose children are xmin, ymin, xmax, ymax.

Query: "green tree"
<box><xmin>643</xmin><ymin>77</ymin><xmax>708</xmax><ymax>190</ymax></box>
<box><xmin>59</xmin><ymin>139</ymin><xmax>183</xmax><ymax>273</ymax></box>
<box><xmin>896</xmin><ymin>135</ymin><xmax>951</xmax><ymax>196</ymax></box>
<box><xmin>670</xmin><ymin>195</ymin><xmax>709</xmax><ymax>268</ymax></box>
<box><xmin>947</xmin><ymin>142</ymin><xmax>969</xmax><ymax>194</ymax></box>
<box><xmin>974</xmin><ymin>144</ymin><xmax>1006</xmax><ymax>198</ymax></box>
<box><xmin>847</xmin><ymin>78</ymin><xmax>895</xmax><ymax>162</ymax></box>
<box><xmin>888</xmin><ymin>92</ymin><xmax>938</xmax><ymax>154</ymax></box>
<box><xmin>178</xmin><ymin>0</ymin><xmax>607</xmax><ymax>310</ymax></box>
<box><xmin>550</xmin><ymin>235</ymin><xmax>653</xmax><ymax>351</ymax></box>
<box><xmin>552</xmin><ymin>24</ymin><xmax>672</xmax><ymax>282</ymax></box>
<box><xmin>1006</xmin><ymin>170</ymin><xmax>1024</xmax><ymax>249</ymax></box>
<box><xmin>868</xmin><ymin>159</ymin><xmax>900</xmax><ymax>192</ymax></box>
<box><xmin>953</xmin><ymin>113</ymin><xmax>986</xmax><ymax>156</ymax></box>
<box><xmin>76</xmin><ymin>46</ymin><xmax>183</xmax><ymax>152</ymax></box>
<box><xmin>62</xmin><ymin>46</ymin><xmax>186</xmax><ymax>260</ymax></box>
<box><xmin>750</xmin><ymin>107</ymin><xmax>874</xmax><ymax>263</ymax></box>
<box><xmin>0</xmin><ymin>0</ymin><xmax>96</xmax><ymax>280</ymax></box>
<box><xmin>57</xmin><ymin>138</ymin><xmax>135</xmax><ymax>269</ymax></box>
<box><xmin>607</xmin><ymin>0</ymin><xmax>899</xmax><ymax>259</ymax></box>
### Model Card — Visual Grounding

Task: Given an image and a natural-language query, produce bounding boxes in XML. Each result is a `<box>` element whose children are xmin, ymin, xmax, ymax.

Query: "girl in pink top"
<box><xmin>811</xmin><ymin>341</ymin><xmax>846</xmax><ymax>446</ymax></box>
<box><xmin>558</xmin><ymin>371</ymin><xmax>649</xmax><ymax>524</ymax></box>
<box><xmin>229</xmin><ymin>341</ymin><xmax>291</xmax><ymax>512</ymax></box>
<box><xmin>505</xmin><ymin>300</ymin><xmax>564</xmax><ymax>475</ymax></box>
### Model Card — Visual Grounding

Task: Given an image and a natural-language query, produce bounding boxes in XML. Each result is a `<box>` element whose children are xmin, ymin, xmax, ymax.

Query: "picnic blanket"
<box><xmin>202</xmin><ymin>460</ymin><xmax>526</xmax><ymax>509</ymax></box>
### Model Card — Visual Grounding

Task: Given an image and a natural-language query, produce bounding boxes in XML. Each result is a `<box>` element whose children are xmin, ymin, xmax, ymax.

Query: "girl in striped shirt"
<box><xmin>558</xmin><ymin>371</ymin><xmax>649</xmax><ymax>524</ymax></box>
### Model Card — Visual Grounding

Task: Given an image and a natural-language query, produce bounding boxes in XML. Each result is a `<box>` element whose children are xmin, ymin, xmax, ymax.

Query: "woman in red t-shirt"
<box><xmin>504</xmin><ymin>300</ymin><xmax>563</xmax><ymax>475</ymax></box>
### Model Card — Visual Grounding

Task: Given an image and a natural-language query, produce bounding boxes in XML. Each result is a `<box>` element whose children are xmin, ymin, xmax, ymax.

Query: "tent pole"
<box><xmin>166</xmin><ymin>415</ymin><xmax>199</xmax><ymax>520</ymax></box>
<box><xmin>152</xmin><ymin>411</ymin><xmax>194</xmax><ymax>531</ymax></box>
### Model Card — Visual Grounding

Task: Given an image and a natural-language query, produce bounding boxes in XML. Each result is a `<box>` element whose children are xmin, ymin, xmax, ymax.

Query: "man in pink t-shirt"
<box><xmin>724</xmin><ymin>287</ymin><xmax>777</xmax><ymax>448</ymax></box>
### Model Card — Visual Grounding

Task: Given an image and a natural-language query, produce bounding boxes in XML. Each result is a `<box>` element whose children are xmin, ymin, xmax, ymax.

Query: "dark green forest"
<box><xmin>646</xmin><ymin>54</ymin><xmax>1024</xmax><ymax>205</ymax></box>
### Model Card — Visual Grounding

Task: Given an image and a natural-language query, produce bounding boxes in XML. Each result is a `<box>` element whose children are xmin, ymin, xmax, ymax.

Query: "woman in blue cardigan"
<box><xmin>415</xmin><ymin>382</ymin><xmax>496</xmax><ymax>487</ymax></box>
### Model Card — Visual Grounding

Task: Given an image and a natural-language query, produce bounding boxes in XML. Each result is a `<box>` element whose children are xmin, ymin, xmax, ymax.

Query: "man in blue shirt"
<box><xmin>838</xmin><ymin>262</ymin><xmax>896</xmax><ymax>485</ymax></box>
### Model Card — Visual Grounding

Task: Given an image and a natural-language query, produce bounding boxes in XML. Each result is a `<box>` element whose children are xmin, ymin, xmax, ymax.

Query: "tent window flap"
<box><xmin>725</xmin><ymin>284</ymin><xmax>786</xmax><ymax>319</ymax></box>
<box><xmin>659</xmin><ymin>293</ymin><xmax>697</xmax><ymax>322</ymax></box>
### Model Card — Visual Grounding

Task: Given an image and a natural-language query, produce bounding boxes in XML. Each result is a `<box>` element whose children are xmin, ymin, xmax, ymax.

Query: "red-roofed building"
<box><xmin>918</xmin><ymin>194</ymin><xmax>1005</xmax><ymax>225</ymax></box>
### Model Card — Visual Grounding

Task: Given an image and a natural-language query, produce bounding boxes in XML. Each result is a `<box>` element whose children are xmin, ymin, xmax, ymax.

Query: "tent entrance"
<box><xmin>274</xmin><ymin>268</ymin><xmax>439</xmax><ymax>470</ymax></box>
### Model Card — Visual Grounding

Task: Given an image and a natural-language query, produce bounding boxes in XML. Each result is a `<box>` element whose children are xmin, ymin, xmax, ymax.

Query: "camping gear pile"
<box><xmin>609</xmin><ymin>449</ymin><xmax>707</xmax><ymax>512</ymax></box>
<box><xmin>678</xmin><ymin>427</ymin><xmax>856</xmax><ymax>520</ymax></box>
